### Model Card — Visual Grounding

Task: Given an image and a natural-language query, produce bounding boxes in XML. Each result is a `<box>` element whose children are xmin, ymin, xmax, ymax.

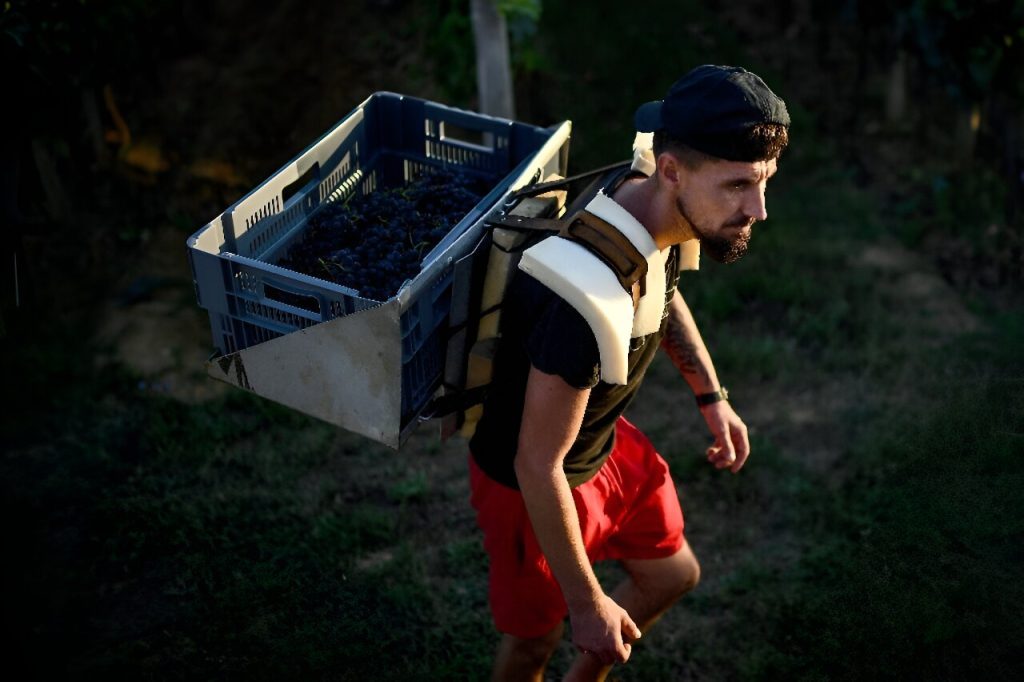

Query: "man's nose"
<box><xmin>746</xmin><ymin>186</ymin><xmax>768</xmax><ymax>222</ymax></box>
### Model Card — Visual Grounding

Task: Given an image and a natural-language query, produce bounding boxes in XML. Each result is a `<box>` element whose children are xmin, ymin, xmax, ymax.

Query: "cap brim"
<box><xmin>634</xmin><ymin>100</ymin><xmax>663</xmax><ymax>132</ymax></box>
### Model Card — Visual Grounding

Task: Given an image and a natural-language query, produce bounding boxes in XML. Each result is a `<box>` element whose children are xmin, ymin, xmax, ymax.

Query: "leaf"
<box><xmin>120</xmin><ymin>141</ymin><xmax>169</xmax><ymax>174</ymax></box>
<box><xmin>189</xmin><ymin>159</ymin><xmax>248</xmax><ymax>187</ymax></box>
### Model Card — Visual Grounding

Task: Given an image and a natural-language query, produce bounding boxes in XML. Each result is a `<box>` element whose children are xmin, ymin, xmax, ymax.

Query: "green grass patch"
<box><xmin>695</xmin><ymin>328</ymin><xmax>1024</xmax><ymax>681</ymax></box>
<box><xmin>1</xmin><ymin>314</ymin><xmax>494</xmax><ymax>678</ymax></box>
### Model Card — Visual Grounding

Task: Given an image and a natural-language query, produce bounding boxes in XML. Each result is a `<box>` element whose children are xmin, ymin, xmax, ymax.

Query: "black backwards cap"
<box><xmin>634</xmin><ymin>65</ymin><xmax>790</xmax><ymax>162</ymax></box>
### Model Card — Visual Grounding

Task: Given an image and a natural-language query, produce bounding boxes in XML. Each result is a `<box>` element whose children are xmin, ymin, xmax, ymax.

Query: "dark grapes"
<box><xmin>276</xmin><ymin>167</ymin><xmax>490</xmax><ymax>302</ymax></box>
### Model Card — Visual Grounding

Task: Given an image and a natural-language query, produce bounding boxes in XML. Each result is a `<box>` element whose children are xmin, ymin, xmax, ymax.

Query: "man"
<box><xmin>468</xmin><ymin>64</ymin><xmax>790</xmax><ymax>681</ymax></box>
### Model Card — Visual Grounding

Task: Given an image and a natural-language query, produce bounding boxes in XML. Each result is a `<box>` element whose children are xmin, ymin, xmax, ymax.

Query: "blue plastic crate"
<box><xmin>187</xmin><ymin>92</ymin><xmax>571</xmax><ymax>446</ymax></box>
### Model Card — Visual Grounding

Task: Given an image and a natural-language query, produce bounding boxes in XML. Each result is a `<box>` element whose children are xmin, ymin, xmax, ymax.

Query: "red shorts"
<box><xmin>468</xmin><ymin>416</ymin><xmax>685</xmax><ymax>638</ymax></box>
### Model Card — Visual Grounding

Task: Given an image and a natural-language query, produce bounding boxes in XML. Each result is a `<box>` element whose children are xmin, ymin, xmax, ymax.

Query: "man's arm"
<box><xmin>661</xmin><ymin>288</ymin><xmax>750</xmax><ymax>472</ymax></box>
<box><xmin>514</xmin><ymin>365</ymin><xmax>641</xmax><ymax>666</ymax></box>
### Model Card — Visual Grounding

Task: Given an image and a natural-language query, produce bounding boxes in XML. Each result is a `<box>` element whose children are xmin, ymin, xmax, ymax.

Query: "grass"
<box><xmin>2</xmin><ymin>352</ymin><xmax>492</xmax><ymax>679</ymax></box>
<box><xmin>607</xmin><ymin>343</ymin><xmax>1022</xmax><ymax>681</ymax></box>
<box><xmin>720</xmin><ymin>367</ymin><xmax>1024</xmax><ymax>682</ymax></box>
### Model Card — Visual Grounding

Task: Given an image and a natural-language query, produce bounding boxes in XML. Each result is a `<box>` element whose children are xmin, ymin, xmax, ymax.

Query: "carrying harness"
<box><xmin>424</xmin><ymin>161</ymin><xmax>652</xmax><ymax>437</ymax></box>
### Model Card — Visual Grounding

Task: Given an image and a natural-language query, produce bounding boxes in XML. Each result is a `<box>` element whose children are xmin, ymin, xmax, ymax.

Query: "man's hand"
<box><xmin>568</xmin><ymin>593</ymin><xmax>642</xmax><ymax>666</ymax></box>
<box><xmin>660</xmin><ymin>290</ymin><xmax>751</xmax><ymax>474</ymax></box>
<box><xmin>699</xmin><ymin>400</ymin><xmax>750</xmax><ymax>473</ymax></box>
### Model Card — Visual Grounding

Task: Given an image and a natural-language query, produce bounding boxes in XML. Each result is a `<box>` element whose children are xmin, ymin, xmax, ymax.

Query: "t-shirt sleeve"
<box><xmin>516</xmin><ymin>273</ymin><xmax>601</xmax><ymax>389</ymax></box>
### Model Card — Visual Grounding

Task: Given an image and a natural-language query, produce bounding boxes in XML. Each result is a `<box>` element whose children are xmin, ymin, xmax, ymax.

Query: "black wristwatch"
<box><xmin>695</xmin><ymin>386</ymin><xmax>729</xmax><ymax>407</ymax></box>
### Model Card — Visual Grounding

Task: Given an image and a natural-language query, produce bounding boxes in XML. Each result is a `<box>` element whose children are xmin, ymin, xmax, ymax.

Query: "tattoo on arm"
<box><xmin>661</xmin><ymin>324</ymin><xmax>712</xmax><ymax>385</ymax></box>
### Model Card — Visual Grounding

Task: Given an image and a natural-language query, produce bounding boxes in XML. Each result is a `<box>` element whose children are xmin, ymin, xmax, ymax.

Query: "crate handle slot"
<box><xmin>264</xmin><ymin>280</ymin><xmax>324</xmax><ymax>316</ymax></box>
<box><xmin>282</xmin><ymin>161</ymin><xmax>321</xmax><ymax>205</ymax></box>
<box><xmin>441</xmin><ymin>122</ymin><xmax>494</xmax><ymax>152</ymax></box>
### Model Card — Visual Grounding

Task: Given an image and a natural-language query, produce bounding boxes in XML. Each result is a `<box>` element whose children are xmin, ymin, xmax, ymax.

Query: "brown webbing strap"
<box><xmin>563</xmin><ymin>210</ymin><xmax>648</xmax><ymax>300</ymax></box>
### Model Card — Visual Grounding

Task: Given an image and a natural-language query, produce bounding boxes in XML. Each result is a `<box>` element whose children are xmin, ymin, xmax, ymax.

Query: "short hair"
<box><xmin>653</xmin><ymin>123</ymin><xmax>789</xmax><ymax>167</ymax></box>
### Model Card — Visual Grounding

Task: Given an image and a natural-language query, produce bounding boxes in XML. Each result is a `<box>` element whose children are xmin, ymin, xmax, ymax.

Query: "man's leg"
<box><xmin>564</xmin><ymin>541</ymin><xmax>701</xmax><ymax>682</ymax></box>
<box><xmin>491</xmin><ymin>621</ymin><xmax>565</xmax><ymax>682</ymax></box>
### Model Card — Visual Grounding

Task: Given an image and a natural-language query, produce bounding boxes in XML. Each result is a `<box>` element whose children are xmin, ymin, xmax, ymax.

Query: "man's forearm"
<box><xmin>661</xmin><ymin>289</ymin><xmax>721</xmax><ymax>395</ymax></box>
<box><xmin>515</xmin><ymin>459</ymin><xmax>603</xmax><ymax>610</ymax></box>
<box><xmin>515</xmin><ymin>366</ymin><xmax>605</xmax><ymax>612</ymax></box>
<box><xmin>516</xmin><ymin>454</ymin><xmax>641</xmax><ymax>665</ymax></box>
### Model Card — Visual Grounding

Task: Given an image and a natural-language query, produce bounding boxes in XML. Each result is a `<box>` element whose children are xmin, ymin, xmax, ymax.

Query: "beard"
<box><xmin>676</xmin><ymin>196</ymin><xmax>752</xmax><ymax>264</ymax></box>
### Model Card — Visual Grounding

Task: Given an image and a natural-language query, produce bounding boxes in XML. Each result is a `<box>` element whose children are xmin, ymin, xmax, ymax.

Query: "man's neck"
<box><xmin>611</xmin><ymin>175</ymin><xmax>696</xmax><ymax>250</ymax></box>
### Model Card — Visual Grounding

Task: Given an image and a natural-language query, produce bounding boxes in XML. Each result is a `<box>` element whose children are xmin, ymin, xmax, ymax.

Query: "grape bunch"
<box><xmin>278</xmin><ymin>167</ymin><xmax>489</xmax><ymax>301</ymax></box>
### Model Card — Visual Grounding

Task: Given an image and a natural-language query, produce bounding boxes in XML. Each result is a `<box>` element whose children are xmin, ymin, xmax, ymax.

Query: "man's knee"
<box><xmin>655</xmin><ymin>547</ymin><xmax>700</xmax><ymax>602</ymax></box>
<box><xmin>627</xmin><ymin>542</ymin><xmax>701</xmax><ymax>604</ymax></box>
<box><xmin>677</xmin><ymin>547</ymin><xmax>700</xmax><ymax>595</ymax></box>
<box><xmin>516</xmin><ymin>625</ymin><xmax>564</xmax><ymax>655</ymax></box>
<box><xmin>495</xmin><ymin>622</ymin><xmax>564</xmax><ymax>672</ymax></box>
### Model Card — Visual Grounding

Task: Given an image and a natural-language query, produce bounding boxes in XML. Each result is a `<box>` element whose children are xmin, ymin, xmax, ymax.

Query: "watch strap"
<box><xmin>695</xmin><ymin>386</ymin><xmax>729</xmax><ymax>407</ymax></box>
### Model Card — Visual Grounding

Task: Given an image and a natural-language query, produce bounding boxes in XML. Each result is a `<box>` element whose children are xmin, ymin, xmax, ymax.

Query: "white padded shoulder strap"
<box><xmin>518</xmin><ymin>236</ymin><xmax>634</xmax><ymax>385</ymax></box>
<box><xmin>585</xmin><ymin>192</ymin><xmax>667</xmax><ymax>338</ymax></box>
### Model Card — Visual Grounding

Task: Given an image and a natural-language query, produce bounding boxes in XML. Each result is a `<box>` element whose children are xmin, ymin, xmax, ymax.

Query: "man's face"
<box><xmin>675</xmin><ymin>157</ymin><xmax>778</xmax><ymax>263</ymax></box>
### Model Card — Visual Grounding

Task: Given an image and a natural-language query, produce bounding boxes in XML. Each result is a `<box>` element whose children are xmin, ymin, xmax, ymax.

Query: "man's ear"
<box><xmin>656</xmin><ymin>152</ymin><xmax>682</xmax><ymax>186</ymax></box>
